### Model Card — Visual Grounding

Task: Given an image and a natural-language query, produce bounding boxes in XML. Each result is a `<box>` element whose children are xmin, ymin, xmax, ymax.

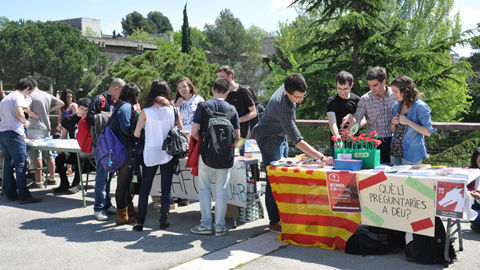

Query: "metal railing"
<box><xmin>295</xmin><ymin>120</ymin><xmax>480</xmax><ymax>168</ymax></box>
<box><xmin>48</xmin><ymin>116</ymin><xmax>480</xmax><ymax>167</ymax></box>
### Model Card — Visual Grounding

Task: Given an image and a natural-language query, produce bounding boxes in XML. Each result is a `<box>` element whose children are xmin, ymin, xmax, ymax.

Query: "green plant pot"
<box><xmin>334</xmin><ymin>148</ymin><xmax>380</xmax><ymax>169</ymax></box>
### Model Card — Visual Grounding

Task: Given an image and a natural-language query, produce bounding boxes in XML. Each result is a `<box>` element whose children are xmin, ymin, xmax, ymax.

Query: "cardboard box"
<box><xmin>225</xmin><ymin>204</ymin><xmax>239</xmax><ymax>219</ymax></box>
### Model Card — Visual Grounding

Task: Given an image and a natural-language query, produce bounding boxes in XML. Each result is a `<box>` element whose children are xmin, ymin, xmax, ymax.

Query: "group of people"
<box><xmin>1</xmin><ymin>65</ymin><xmax>479</xmax><ymax>237</ymax></box>
<box><xmin>326</xmin><ymin>67</ymin><xmax>480</xmax><ymax>234</ymax></box>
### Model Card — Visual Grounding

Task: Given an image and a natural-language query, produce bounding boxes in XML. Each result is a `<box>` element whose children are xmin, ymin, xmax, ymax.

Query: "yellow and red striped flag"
<box><xmin>268</xmin><ymin>165</ymin><xmax>361</xmax><ymax>252</ymax></box>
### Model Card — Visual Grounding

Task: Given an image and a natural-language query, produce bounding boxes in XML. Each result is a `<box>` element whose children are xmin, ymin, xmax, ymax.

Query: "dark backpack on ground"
<box><xmin>345</xmin><ymin>233</ymin><xmax>399</xmax><ymax>256</ymax></box>
<box><xmin>405</xmin><ymin>217</ymin><xmax>456</xmax><ymax>265</ymax></box>
<box><xmin>199</xmin><ymin>101</ymin><xmax>236</xmax><ymax>169</ymax></box>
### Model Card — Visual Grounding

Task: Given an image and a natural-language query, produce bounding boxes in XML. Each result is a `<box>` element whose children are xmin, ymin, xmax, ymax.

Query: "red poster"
<box><xmin>436</xmin><ymin>180</ymin><xmax>465</xmax><ymax>219</ymax></box>
<box><xmin>326</xmin><ymin>171</ymin><xmax>361</xmax><ymax>213</ymax></box>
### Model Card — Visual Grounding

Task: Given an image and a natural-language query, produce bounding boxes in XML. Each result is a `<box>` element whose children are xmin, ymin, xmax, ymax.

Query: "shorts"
<box><xmin>27</xmin><ymin>129</ymin><xmax>53</xmax><ymax>161</ymax></box>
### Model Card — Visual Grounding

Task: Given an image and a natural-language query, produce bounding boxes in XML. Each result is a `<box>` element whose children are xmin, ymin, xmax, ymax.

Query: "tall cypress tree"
<box><xmin>181</xmin><ymin>3</ymin><xmax>191</xmax><ymax>53</ymax></box>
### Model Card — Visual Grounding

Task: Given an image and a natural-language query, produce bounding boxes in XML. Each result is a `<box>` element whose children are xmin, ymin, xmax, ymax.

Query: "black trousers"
<box><xmin>377</xmin><ymin>137</ymin><xmax>392</xmax><ymax>164</ymax></box>
<box><xmin>55</xmin><ymin>152</ymin><xmax>85</xmax><ymax>188</ymax></box>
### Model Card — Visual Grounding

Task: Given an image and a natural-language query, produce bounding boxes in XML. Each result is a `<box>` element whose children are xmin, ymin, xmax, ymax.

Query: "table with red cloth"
<box><xmin>267</xmin><ymin>164</ymin><xmax>361</xmax><ymax>252</ymax></box>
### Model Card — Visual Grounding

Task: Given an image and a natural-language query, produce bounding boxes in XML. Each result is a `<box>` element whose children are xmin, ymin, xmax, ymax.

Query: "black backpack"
<box><xmin>162</xmin><ymin>108</ymin><xmax>189</xmax><ymax>158</ymax></box>
<box><xmin>199</xmin><ymin>101</ymin><xmax>236</xmax><ymax>169</ymax></box>
<box><xmin>405</xmin><ymin>217</ymin><xmax>456</xmax><ymax>265</ymax></box>
<box><xmin>345</xmin><ymin>233</ymin><xmax>399</xmax><ymax>256</ymax></box>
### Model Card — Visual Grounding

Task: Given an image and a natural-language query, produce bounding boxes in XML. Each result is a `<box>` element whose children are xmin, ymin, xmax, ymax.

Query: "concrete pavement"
<box><xmin>1</xmin><ymin>173</ymin><xmax>479</xmax><ymax>270</ymax></box>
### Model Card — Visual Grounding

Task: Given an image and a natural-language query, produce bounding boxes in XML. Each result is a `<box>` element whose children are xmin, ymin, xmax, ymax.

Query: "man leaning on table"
<box><xmin>0</xmin><ymin>78</ymin><xmax>42</xmax><ymax>204</ymax></box>
<box><xmin>252</xmin><ymin>73</ymin><xmax>334</xmax><ymax>233</ymax></box>
<box><xmin>326</xmin><ymin>71</ymin><xmax>363</xmax><ymax>157</ymax></box>
<box><xmin>25</xmin><ymin>76</ymin><xmax>65</xmax><ymax>188</ymax></box>
<box><xmin>53</xmin><ymin>97</ymin><xmax>91</xmax><ymax>194</ymax></box>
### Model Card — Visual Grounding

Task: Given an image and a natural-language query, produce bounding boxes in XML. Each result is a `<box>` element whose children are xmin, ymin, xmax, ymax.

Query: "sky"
<box><xmin>1</xmin><ymin>0</ymin><xmax>479</xmax><ymax>57</ymax></box>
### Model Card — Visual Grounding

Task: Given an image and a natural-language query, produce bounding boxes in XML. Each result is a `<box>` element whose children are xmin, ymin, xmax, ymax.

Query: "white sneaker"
<box><xmin>94</xmin><ymin>210</ymin><xmax>108</xmax><ymax>221</ymax></box>
<box><xmin>105</xmin><ymin>205</ymin><xmax>116</xmax><ymax>215</ymax></box>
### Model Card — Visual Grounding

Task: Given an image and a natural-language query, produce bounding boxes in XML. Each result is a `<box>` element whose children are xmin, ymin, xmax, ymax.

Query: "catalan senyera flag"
<box><xmin>268</xmin><ymin>165</ymin><xmax>361</xmax><ymax>252</ymax></box>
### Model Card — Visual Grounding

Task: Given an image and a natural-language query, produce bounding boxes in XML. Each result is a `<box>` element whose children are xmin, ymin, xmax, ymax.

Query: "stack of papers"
<box><xmin>448</xmin><ymin>168</ymin><xmax>480</xmax><ymax>182</ymax></box>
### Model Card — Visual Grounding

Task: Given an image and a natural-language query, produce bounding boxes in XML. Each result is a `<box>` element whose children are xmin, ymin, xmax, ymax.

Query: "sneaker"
<box><xmin>105</xmin><ymin>205</ymin><xmax>116</xmax><ymax>215</ymax></box>
<box><xmin>215</xmin><ymin>227</ymin><xmax>229</xmax><ymax>237</ymax></box>
<box><xmin>46</xmin><ymin>179</ymin><xmax>57</xmax><ymax>185</ymax></box>
<box><xmin>67</xmin><ymin>185</ymin><xmax>80</xmax><ymax>194</ymax></box>
<box><xmin>28</xmin><ymin>181</ymin><xmax>44</xmax><ymax>189</ymax></box>
<box><xmin>190</xmin><ymin>225</ymin><xmax>212</xmax><ymax>235</ymax></box>
<box><xmin>268</xmin><ymin>223</ymin><xmax>282</xmax><ymax>233</ymax></box>
<box><xmin>19</xmin><ymin>196</ymin><xmax>42</xmax><ymax>204</ymax></box>
<box><xmin>471</xmin><ymin>224</ymin><xmax>480</xmax><ymax>233</ymax></box>
<box><xmin>94</xmin><ymin>210</ymin><xmax>108</xmax><ymax>221</ymax></box>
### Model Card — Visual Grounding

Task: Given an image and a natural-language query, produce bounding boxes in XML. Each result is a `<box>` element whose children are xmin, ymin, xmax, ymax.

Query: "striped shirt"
<box><xmin>251</xmin><ymin>85</ymin><xmax>303</xmax><ymax>155</ymax></box>
<box><xmin>353</xmin><ymin>87</ymin><xmax>395</xmax><ymax>138</ymax></box>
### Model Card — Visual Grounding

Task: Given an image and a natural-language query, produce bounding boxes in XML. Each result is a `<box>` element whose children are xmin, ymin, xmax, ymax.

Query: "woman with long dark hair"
<box><xmin>132</xmin><ymin>79</ymin><xmax>183</xmax><ymax>231</ymax></box>
<box><xmin>389</xmin><ymin>75</ymin><xmax>436</xmax><ymax>165</ymax></box>
<box><xmin>57</xmin><ymin>89</ymin><xmax>78</xmax><ymax>131</ymax></box>
<box><xmin>109</xmin><ymin>83</ymin><xmax>140</xmax><ymax>225</ymax></box>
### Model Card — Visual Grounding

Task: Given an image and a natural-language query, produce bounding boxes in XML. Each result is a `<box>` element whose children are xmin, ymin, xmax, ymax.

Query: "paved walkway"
<box><xmin>1</xmin><ymin>173</ymin><xmax>479</xmax><ymax>269</ymax></box>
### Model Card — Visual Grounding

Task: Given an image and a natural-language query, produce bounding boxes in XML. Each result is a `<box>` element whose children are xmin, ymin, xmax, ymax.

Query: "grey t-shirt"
<box><xmin>26</xmin><ymin>90</ymin><xmax>60</xmax><ymax>130</ymax></box>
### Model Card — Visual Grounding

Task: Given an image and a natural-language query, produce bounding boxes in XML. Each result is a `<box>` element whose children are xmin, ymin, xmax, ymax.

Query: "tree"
<box><xmin>0</xmin><ymin>20</ymin><xmax>107</xmax><ymax>96</ymax></box>
<box><xmin>0</xmin><ymin>16</ymin><xmax>9</xmax><ymax>27</ymax></box>
<box><xmin>462</xmin><ymin>22</ymin><xmax>480</xmax><ymax>122</ymax></box>
<box><xmin>78</xmin><ymin>71</ymin><xmax>101</xmax><ymax>99</ymax></box>
<box><xmin>203</xmin><ymin>9</ymin><xmax>269</xmax><ymax>90</ymax></box>
<box><xmin>127</xmin><ymin>28</ymin><xmax>155</xmax><ymax>42</ymax></box>
<box><xmin>203</xmin><ymin>9</ymin><xmax>250</xmax><ymax>65</ymax></box>
<box><xmin>234</xmin><ymin>53</ymin><xmax>270</xmax><ymax>92</ymax></box>
<box><xmin>121</xmin><ymin>11</ymin><xmax>157</xmax><ymax>36</ymax></box>
<box><xmin>246</xmin><ymin>25</ymin><xmax>269</xmax><ymax>53</ymax></box>
<box><xmin>269</xmin><ymin>15</ymin><xmax>318</xmax><ymax>71</ymax></box>
<box><xmin>147</xmin><ymin>11</ymin><xmax>173</xmax><ymax>34</ymax></box>
<box><xmin>89</xmin><ymin>40</ymin><xmax>218</xmax><ymax>102</ymax></box>
<box><xmin>286</xmin><ymin>0</ymin><xmax>472</xmax><ymax>121</ymax></box>
<box><xmin>174</xmin><ymin>27</ymin><xmax>207</xmax><ymax>51</ymax></box>
<box><xmin>83</xmin><ymin>26</ymin><xmax>99</xmax><ymax>37</ymax></box>
<box><xmin>181</xmin><ymin>3</ymin><xmax>191</xmax><ymax>53</ymax></box>
<box><xmin>113</xmin><ymin>30</ymin><xmax>117</xmax><ymax>39</ymax></box>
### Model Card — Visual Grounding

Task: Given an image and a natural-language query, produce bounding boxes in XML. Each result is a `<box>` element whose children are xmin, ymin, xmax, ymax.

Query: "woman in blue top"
<box><xmin>389</xmin><ymin>75</ymin><xmax>436</xmax><ymax>165</ymax></box>
<box><xmin>109</xmin><ymin>83</ymin><xmax>140</xmax><ymax>225</ymax></box>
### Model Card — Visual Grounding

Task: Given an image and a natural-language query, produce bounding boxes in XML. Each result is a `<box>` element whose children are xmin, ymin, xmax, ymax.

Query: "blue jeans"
<box><xmin>137</xmin><ymin>158</ymin><xmax>174</xmax><ymax>224</ymax></box>
<box><xmin>92</xmin><ymin>147</ymin><xmax>112</xmax><ymax>212</ymax></box>
<box><xmin>390</xmin><ymin>156</ymin><xmax>422</xmax><ymax>166</ymax></box>
<box><xmin>0</xmin><ymin>131</ymin><xmax>31</xmax><ymax>201</ymax></box>
<box><xmin>260</xmin><ymin>138</ymin><xmax>289</xmax><ymax>225</ymax></box>
<box><xmin>198</xmin><ymin>157</ymin><xmax>231</xmax><ymax>231</ymax></box>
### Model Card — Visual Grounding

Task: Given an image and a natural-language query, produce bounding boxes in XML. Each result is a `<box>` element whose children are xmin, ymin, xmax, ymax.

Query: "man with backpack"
<box><xmin>252</xmin><ymin>73</ymin><xmax>334</xmax><ymax>233</ymax></box>
<box><xmin>85</xmin><ymin>78</ymin><xmax>125</xmax><ymax>221</ymax></box>
<box><xmin>189</xmin><ymin>77</ymin><xmax>240</xmax><ymax>237</ymax></box>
